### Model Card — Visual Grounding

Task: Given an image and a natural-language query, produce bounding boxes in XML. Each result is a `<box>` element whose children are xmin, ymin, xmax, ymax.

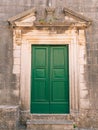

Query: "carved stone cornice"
<box><xmin>8</xmin><ymin>8</ymin><xmax>36</xmax><ymax>27</ymax></box>
<box><xmin>8</xmin><ymin>7</ymin><xmax>92</xmax><ymax>29</ymax></box>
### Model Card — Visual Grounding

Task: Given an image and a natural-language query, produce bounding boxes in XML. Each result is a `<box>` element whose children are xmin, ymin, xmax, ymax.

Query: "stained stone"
<box><xmin>0</xmin><ymin>0</ymin><xmax>98</xmax><ymax>130</ymax></box>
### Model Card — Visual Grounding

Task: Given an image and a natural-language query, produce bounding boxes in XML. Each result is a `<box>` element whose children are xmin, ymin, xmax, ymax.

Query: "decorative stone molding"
<box><xmin>8</xmin><ymin>7</ymin><xmax>92</xmax><ymax>29</ymax></box>
<box><xmin>14</xmin><ymin>29</ymin><xmax>22</xmax><ymax>45</ymax></box>
<box><xmin>8</xmin><ymin>7</ymin><xmax>92</xmax><ymax>114</ymax></box>
<box><xmin>8</xmin><ymin>7</ymin><xmax>92</xmax><ymax>46</ymax></box>
<box><xmin>8</xmin><ymin>8</ymin><xmax>36</xmax><ymax>27</ymax></box>
<box><xmin>45</xmin><ymin>7</ymin><xmax>55</xmax><ymax>23</ymax></box>
<box><xmin>18</xmin><ymin>29</ymin><xmax>83</xmax><ymax>112</ymax></box>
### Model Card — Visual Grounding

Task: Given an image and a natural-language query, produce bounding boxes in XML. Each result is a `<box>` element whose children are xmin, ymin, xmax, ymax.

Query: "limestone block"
<box><xmin>80</xmin><ymin>90</ymin><xmax>89</xmax><ymax>99</ymax></box>
<box><xmin>14</xmin><ymin>58</ymin><xmax>20</xmax><ymax>65</ymax></box>
<box><xmin>80</xmin><ymin>82</ymin><xmax>87</xmax><ymax>90</ymax></box>
<box><xmin>80</xmin><ymin>65</ymin><xmax>85</xmax><ymax>74</ymax></box>
<box><xmin>13</xmin><ymin>50</ymin><xmax>21</xmax><ymax>58</ymax></box>
<box><xmin>79</xmin><ymin>74</ymin><xmax>85</xmax><ymax>83</ymax></box>
<box><xmin>80</xmin><ymin>99</ymin><xmax>90</xmax><ymax>109</ymax></box>
<box><xmin>79</xmin><ymin>57</ymin><xmax>86</xmax><ymax>65</ymax></box>
<box><xmin>13</xmin><ymin>43</ymin><xmax>21</xmax><ymax>50</ymax></box>
<box><xmin>79</xmin><ymin>49</ymin><xmax>86</xmax><ymax>58</ymax></box>
<box><xmin>13</xmin><ymin>65</ymin><xmax>20</xmax><ymax>74</ymax></box>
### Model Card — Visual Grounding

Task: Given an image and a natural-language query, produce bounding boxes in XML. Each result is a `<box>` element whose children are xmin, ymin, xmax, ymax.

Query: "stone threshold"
<box><xmin>0</xmin><ymin>105</ymin><xmax>19</xmax><ymax>108</ymax></box>
<box><xmin>29</xmin><ymin>114</ymin><xmax>73</xmax><ymax>120</ymax></box>
<box><xmin>27</xmin><ymin>120</ymin><xmax>73</xmax><ymax>125</ymax></box>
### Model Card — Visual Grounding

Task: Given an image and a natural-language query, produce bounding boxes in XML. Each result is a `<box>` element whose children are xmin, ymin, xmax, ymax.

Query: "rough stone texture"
<box><xmin>0</xmin><ymin>106</ymin><xmax>19</xmax><ymax>130</ymax></box>
<box><xmin>0</xmin><ymin>0</ymin><xmax>98</xmax><ymax>129</ymax></box>
<box><xmin>26</xmin><ymin>115</ymin><xmax>73</xmax><ymax>130</ymax></box>
<box><xmin>72</xmin><ymin>109</ymin><xmax>98</xmax><ymax>129</ymax></box>
<box><xmin>27</xmin><ymin>124</ymin><xmax>73</xmax><ymax>130</ymax></box>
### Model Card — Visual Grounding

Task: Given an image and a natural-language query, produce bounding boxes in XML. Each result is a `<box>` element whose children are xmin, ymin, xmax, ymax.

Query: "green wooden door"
<box><xmin>31</xmin><ymin>45</ymin><xmax>69</xmax><ymax>114</ymax></box>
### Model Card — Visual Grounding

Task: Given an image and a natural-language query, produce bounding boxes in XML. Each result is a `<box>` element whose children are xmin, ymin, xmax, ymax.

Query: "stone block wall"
<box><xmin>0</xmin><ymin>106</ymin><xmax>19</xmax><ymax>130</ymax></box>
<box><xmin>0</xmin><ymin>0</ymin><xmax>98</xmax><ymax>129</ymax></box>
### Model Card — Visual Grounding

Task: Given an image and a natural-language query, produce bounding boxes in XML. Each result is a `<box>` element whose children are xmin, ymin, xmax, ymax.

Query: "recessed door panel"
<box><xmin>52</xmin><ymin>81</ymin><xmax>66</xmax><ymax>101</ymax></box>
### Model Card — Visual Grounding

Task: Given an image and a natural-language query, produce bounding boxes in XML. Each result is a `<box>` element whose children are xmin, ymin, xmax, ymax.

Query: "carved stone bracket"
<box><xmin>15</xmin><ymin>29</ymin><xmax>22</xmax><ymax>45</ymax></box>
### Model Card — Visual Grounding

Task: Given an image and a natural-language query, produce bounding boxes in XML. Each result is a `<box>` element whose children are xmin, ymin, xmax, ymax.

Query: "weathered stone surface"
<box><xmin>0</xmin><ymin>0</ymin><xmax>98</xmax><ymax>129</ymax></box>
<box><xmin>0</xmin><ymin>105</ymin><xmax>19</xmax><ymax>130</ymax></box>
<box><xmin>27</xmin><ymin>124</ymin><xmax>74</xmax><ymax>130</ymax></box>
<box><xmin>27</xmin><ymin>117</ymin><xmax>73</xmax><ymax>130</ymax></box>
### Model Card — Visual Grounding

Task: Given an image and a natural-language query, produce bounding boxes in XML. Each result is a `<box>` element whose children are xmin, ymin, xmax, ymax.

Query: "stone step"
<box><xmin>30</xmin><ymin>114</ymin><xmax>73</xmax><ymax>121</ymax></box>
<box><xmin>26</xmin><ymin>119</ymin><xmax>74</xmax><ymax>130</ymax></box>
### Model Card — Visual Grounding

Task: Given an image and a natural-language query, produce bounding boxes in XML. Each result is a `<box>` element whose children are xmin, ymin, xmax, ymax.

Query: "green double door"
<box><xmin>31</xmin><ymin>45</ymin><xmax>69</xmax><ymax>114</ymax></box>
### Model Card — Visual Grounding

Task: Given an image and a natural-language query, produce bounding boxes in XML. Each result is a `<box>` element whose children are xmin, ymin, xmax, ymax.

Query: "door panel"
<box><xmin>50</xmin><ymin>46</ymin><xmax>69</xmax><ymax>113</ymax></box>
<box><xmin>31</xmin><ymin>45</ymin><xmax>69</xmax><ymax>114</ymax></box>
<box><xmin>53</xmin><ymin>69</ymin><xmax>65</xmax><ymax>78</ymax></box>
<box><xmin>35</xmin><ymin>48</ymin><xmax>47</xmax><ymax>67</ymax></box>
<box><xmin>52</xmin><ymin>48</ymin><xmax>65</xmax><ymax>67</ymax></box>
<box><xmin>33</xmin><ymin>80</ymin><xmax>47</xmax><ymax>101</ymax></box>
<box><xmin>31</xmin><ymin>47</ymin><xmax>49</xmax><ymax>113</ymax></box>
<box><xmin>52</xmin><ymin>81</ymin><xmax>66</xmax><ymax>101</ymax></box>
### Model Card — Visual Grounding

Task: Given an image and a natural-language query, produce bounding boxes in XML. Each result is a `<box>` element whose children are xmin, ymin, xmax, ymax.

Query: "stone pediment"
<box><xmin>8</xmin><ymin>8</ymin><xmax>36</xmax><ymax>27</ymax></box>
<box><xmin>8</xmin><ymin>7</ymin><xmax>92</xmax><ymax>29</ymax></box>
